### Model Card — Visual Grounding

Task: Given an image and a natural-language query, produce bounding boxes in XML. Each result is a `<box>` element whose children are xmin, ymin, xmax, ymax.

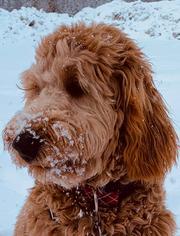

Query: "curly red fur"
<box><xmin>3</xmin><ymin>23</ymin><xmax>178</xmax><ymax>236</ymax></box>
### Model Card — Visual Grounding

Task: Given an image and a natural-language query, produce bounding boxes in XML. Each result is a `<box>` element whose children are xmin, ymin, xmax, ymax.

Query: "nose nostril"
<box><xmin>12</xmin><ymin>130</ymin><xmax>43</xmax><ymax>163</ymax></box>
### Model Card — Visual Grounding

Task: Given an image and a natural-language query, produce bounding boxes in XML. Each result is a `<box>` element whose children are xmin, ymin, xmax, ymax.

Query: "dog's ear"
<box><xmin>114</xmin><ymin>41</ymin><xmax>178</xmax><ymax>182</ymax></box>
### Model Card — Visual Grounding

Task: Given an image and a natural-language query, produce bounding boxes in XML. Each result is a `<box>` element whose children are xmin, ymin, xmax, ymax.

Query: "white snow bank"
<box><xmin>0</xmin><ymin>0</ymin><xmax>180</xmax><ymax>47</ymax></box>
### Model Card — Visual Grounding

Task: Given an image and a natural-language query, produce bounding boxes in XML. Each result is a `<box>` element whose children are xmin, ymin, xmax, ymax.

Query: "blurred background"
<box><xmin>0</xmin><ymin>0</ymin><xmax>170</xmax><ymax>15</ymax></box>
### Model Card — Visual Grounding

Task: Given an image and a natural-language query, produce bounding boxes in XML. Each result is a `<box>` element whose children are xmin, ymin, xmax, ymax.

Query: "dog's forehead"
<box><xmin>35</xmin><ymin>24</ymin><xmax>122</xmax><ymax>68</ymax></box>
<box><xmin>31</xmin><ymin>24</ymin><xmax>131</xmax><ymax>99</ymax></box>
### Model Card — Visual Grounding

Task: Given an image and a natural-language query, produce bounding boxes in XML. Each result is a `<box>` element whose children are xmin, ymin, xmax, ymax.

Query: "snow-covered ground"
<box><xmin>0</xmin><ymin>0</ymin><xmax>180</xmax><ymax>235</ymax></box>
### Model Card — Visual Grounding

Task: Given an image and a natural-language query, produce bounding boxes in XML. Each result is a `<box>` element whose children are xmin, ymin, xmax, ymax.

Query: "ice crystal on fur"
<box><xmin>52</xmin><ymin>121</ymin><xmax>74</xmax><ymax>146</ymax></box>
<box><xmin>78</xmin><ymin>209</ymin><xmax>84</xmax><ymax>218</ymax></box>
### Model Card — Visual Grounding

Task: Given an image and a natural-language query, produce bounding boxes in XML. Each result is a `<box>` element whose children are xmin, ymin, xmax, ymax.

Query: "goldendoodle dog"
<box><xmin>4</xmin><ymin>23</ymin><xmax>178</xmax><ymax>235</ymax></box>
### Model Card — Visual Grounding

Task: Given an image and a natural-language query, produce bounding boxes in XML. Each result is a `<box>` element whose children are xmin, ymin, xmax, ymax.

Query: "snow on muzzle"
<box><xmin>3</xmin><ymin>111</ymin><xmax>86</xmax><ymax>170</ymax></box>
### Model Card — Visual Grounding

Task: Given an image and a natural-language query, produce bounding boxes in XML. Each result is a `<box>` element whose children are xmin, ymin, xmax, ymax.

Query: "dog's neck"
<box><xmin>48</xmin><ymin>180</ymin><xmax>138</xmax><ymax>217</ymax></box>
<box><xmin>43</xmin><ymin>180</ymin><xmax>141</xmax><ymax>235</ymax></box>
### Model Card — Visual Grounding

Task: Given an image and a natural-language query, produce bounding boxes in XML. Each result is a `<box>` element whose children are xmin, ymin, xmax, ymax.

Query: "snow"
<box><xmin>0</xmin><ymin>0</ymin><xmax>180</xmax><ymax>45</ymax></box>
<box><xmin>0</xmin><ymin>0</ymin><xmax>180</xmax><ymax>235</ymax></box>
<box><xmin>52</xmin><ymin>122</ymin><xmax>75</xmax><ymax>146</ymax></box>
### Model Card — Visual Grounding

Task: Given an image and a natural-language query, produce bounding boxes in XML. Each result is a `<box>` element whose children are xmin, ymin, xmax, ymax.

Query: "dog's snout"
<box><xmin>12</xmin><ymin>130</ymin><xmax>42</xmax><ymax>163</ymax></box>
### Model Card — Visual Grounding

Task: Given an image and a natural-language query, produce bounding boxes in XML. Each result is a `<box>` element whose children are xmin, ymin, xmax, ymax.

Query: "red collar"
<box><xmin>77</xmin><ymin>181</ymin><xmax>137</xmax><ymax>208</ymax></box>
<box><xmin>81</xmin><ymin>185</ymin><xmax>119</xmax><ymax>207</ymax></box>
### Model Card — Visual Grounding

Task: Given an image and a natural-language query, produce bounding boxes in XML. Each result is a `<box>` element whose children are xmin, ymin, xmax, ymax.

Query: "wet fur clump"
<box><xmin>3</xmin><ymin>23</ymin><xmax>178</xmax><ymax>235</ymax></box>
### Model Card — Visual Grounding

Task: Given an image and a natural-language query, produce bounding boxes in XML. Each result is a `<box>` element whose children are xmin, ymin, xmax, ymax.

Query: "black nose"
<box><xmin>12</xmin><ymin>130</ymin><xmax>43</xmax><ymax>163</ymax></box>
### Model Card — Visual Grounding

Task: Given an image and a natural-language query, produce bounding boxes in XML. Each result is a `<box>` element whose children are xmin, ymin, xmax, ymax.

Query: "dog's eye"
<box><xmin>64</xmin><ymin>78</ymin><xmax>85</xmax><ymax>98</ymax></box>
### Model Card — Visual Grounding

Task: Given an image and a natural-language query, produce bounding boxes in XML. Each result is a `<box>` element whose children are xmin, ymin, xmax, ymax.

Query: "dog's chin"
<box><xmin>28</xmin><ymin>165</ymin><xmax>88</xmax><ymax>189</ymax></box>
<box><xmin>10</xmin><ymin>154</ymin><xmax>85</xmax><ymax>189</ymax></box>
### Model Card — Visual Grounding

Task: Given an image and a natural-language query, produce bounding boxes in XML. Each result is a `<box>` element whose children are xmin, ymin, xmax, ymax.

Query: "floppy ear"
<box><xmin>114</xmin><ymin>42</ymin><xmax>178</xmax><ymax>182</ymax></box>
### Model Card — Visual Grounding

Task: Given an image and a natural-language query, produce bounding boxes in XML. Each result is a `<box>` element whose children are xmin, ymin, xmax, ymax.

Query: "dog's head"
<box><xmin>3</xmin><ymin>23</ymin><xmax>178</xmax><ymax>189</ymax></box>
